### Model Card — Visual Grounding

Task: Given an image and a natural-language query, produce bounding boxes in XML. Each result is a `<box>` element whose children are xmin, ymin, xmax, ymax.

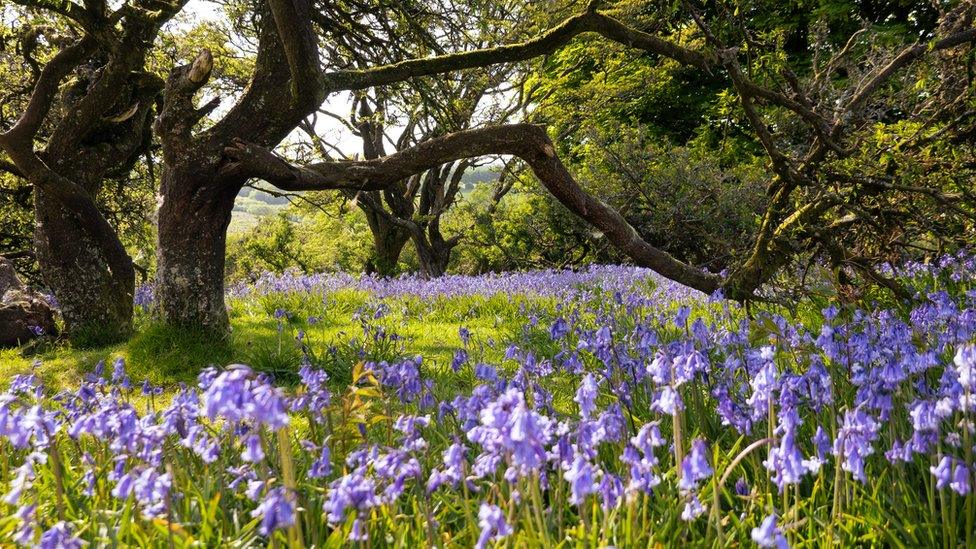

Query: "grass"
<box><xmin>0</xmin><ymin>287</ymin><xmax>543</xmax><ymax>394</ymax></box>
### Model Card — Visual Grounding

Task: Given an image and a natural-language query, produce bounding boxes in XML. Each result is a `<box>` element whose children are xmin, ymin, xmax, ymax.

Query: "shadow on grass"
<box><xmin>127</xmin><ymin>323</ymin><xmax>233</xmax><ymax>386</ymax></box>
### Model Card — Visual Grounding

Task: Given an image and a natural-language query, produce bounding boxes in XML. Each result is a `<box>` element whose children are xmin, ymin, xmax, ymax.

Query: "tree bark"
<box><xmin>155</xmin><ymin>157</ymin><xmax>239</xmax><ymax>331</ymax></box>
<box><xmin>363</xmin><ymin>208</ymin><xmax>411</xmax><ymax>276</ymax></box>
<box><xmin>412</xmin><ymin>228</ymin><xmax>454</xmax><ymax>278</ymax></box>
<box><xmin>33</xmin><ymin>186</ymin><xmax>135</xmax><ymax>343</ymax></box>
<box><xmin>153</xmin><ymin>0</ymin><xmax>323</xmax><ymax>332</ymax></box>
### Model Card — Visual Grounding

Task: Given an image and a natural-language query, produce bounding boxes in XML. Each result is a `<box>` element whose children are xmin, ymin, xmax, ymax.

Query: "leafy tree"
<box><xmin>226</xmin><ymin>204</ymin><xmax>373</xmax><ymax>279</ymax></box>
<box><xmin>0</xmin><ymin>1</ymin><xmax>184</xmax><ymax>343</ymax></box>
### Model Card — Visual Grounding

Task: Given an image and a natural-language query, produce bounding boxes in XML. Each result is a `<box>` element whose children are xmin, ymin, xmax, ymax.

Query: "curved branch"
<box><xmin>206</xmin><ymin>0</ymin><xmax>322</xmax><ymax>149</ymax></box>
<box><xmin>222</xmin><ymin>124</ymin><xmax>722</xmax><ymax>295</ymax></box>
<box><xmin>0</xmin><ymin>36</ymin><xmax>95</xmax><ymax>153</ymax></box>
<box><xmin>320</xmin><ymin>11</ymin><xmax>710</xmax><ymax>92</ymax></box>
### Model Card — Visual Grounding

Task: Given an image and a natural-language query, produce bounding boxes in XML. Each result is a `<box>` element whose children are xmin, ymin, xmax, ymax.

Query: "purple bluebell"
<box><xmin>931</xmin><ymin>456</ymin><xmax>953</xmax><ymax>489</ymax></box>
<box><xmin>951</xmin><ymin>461</ymin><xmax>971</xmax><ymax>495</ymax></box>
<box><xmin>679</xmin><ymin>439</ymin><xmax>713</xmax><ymax>491</ymax></box>
<box><xmin>323</xmin><ymin>471</ymin><xmax>379</xmax><ymax>524</ymax></box>
<box><xmin>427</xmin><ymin>441</ymin><xmax>467</xmax><ymax>493</ymax></box>
<box><xmin>39</xmin><ymin>522</ymin><xmax>83</xmax><ymax>549</ymax></box>
<box><xmin>563</xmin><ymin>453</ymin><xmax>597</xmax><ymax>505</ymax></box>
<box><xmin>680</xmin><ymin>494</ymin><xmax>706</xmax><ymax>521</ymax></box>
<box><xmin>251</xmin><ymin>487</ymin><xmax>295</xmax><ymax>536</ymax></box>
<box><xmin>653</xmin><ymin>386</ymin><xmax>683</xmax><ymax>415</ymax></box>
<box><xmin>451</xmin><ymin>349</ymin><xmax>469</xmax><ymax>372</ymax></box>
<box><xmin>475</xmin><ymin>503</ymin><xmax>512</xmax><ymax>549</ymax></box>
<box><xmin>12</xmin><ymin>503</ymin><xmax>35</xmax><ymax>545</ymax></box>
<box><xmin>309</xmin><ymin>443</ymin><xmax>332</xmax><ymax>478</ymax></box>
<box><xmin>241</xmin><ymin>434</ymin><xmax>265</xmax><ymax>463</ymax></box>
<box><xmin>751</xmin><ymin>513</ymin><xmax>789</xmax><ymax>548</ymax></box>
<box><xmin>575</xmin><ymin>374</ymin><xmax>599</xmax><ymax>418</ymax></box>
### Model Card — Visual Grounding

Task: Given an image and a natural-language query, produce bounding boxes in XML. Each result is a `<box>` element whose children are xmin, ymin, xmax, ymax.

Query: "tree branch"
<box><xmin>0</xmin><ymin>36</ymin><xmax>95</xmax><ymax>154</ymax></box>
<box><xmin>319</xmin><ymin>10</ymin><xmax>709</xmax><ymax>92</ymax></box>
<box><xmin>222</xmin><ymin>123</ymin><xmax>722</xmax><ymax>294</ymax></box>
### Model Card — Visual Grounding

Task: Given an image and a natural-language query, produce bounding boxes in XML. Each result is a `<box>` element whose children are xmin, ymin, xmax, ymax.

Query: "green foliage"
<box><xmin>226</xmin><ymin>206</ymin><xmax>374</xmax><ymax>282</ymax></box>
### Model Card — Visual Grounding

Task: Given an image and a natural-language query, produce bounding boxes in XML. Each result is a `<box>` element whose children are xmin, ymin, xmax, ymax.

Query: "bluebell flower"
<box><xmin>350</xmin><ymin>518</ymin><xmax>368</xmax><ymax>541</ymax></box>
<box><xmin>679</xmin><ymin>439</ymin><xmax>713</xmax><ymax>491</ymax></box>
<box><xmin>39</xmin><ymin>522</ymin><xmax>83</xmax><ymax>549</ymax></box>
<box><xmin>130</xmin><ymin>467</ymin><xmax>172</xmax><ymax>518</ymax></box>
<box><xmin>550</xmin><ymin>317</ymin><xmax>569</xmax><ymax>340</ymax></box>
<box><xmin>654</xmin><ymin>386</ymin><xmax>684</xmax><ymax>416</ymax></box>
<box><xmin>564</xmin><ymin>453</ymin><xmax>597</xmax><ymax>505</ymax></box>
<box><xmin>393</xmin><ymin>414</ymin><xmax>431</xmax><ymax>452</ymax></box>
<box><xmin>950</xmin><ymin>461</ymin><xmax>971</xmax><ymax>495</ymax></box>
<box><xmin>111</xmin><ymin>357</ymin><xmax>131</xmax><ymax>390</ymax></box>
<box><xmin>765</xmin><ymin>431</ymin><xmax>815</xmax><ymax>491</ymax></box>
<box><xmin>575</xmin><ymin>374</ymin><xmax>599</xmax><ymax>418</ymax></box>
<box><xmin>630</xmin><ymin>421</ymin><xmax>665</xmax><ymax>458</ymax></box>
<box><xmin>475</xmin><ymin>503</ymin><xmax>512</xmax><ymax>549</ymax></box>
<box><xmin>202</xmin><ymin>366</ymin><xmax>289</xmax><ymax>429</ymax></box>
<box><xmin>323</xmin><ymin>471</ymin><xmax>379</xmax><ymax>524</ymax></box>
<box><xmin>680</xmin><ymin>494</ymin><xmax>706</xmax><ymax>521</ymax></box>
<box><xmin>955</xmin><ymin>344</ymin><xmax>976</xmax><ymax>389</ymax></box>
<box><xmin>4</xmin><ymin>457</ymin><xmax>38</xmax><ymax>505</ymax></box>
<box><xmin>309</xmin><ymin>443</ymin><xmax>332</xmax><ymax>479</ymax></box>
<box><xmin>451</xmin><ymin>349</ymin><xmax>469</xmax><ymax>372</ymax></box>
<box><xmin>931</xmin><ymin>456</ymin><xmax>953</xmax><ymax>489</ymax></box>
<box><xmin>12</xmin><ymin>503</ymin><xmax>36</xmax><ymax>544</ymax></box>
<box><xmin>251</xmin><ymin>487</ymin><xmax>295</xmax><ymax>536</ymax></box>
<box><xmin>833</xmin><ymin>409</ymin><xmax>878</xmax><ymax>483</ymax></box>
<box><xmin>673</xmin><ymin>348</ymin><xmax>708</xmax><ymax>386</ymax></box>
<box><xmin>241</xmin><ymin>434</ymin><xmax>265</xmax><ymax>463</ymax></box>
<box><xmin>674</xmin><ymin>306</ymin><xmax>691</xmax><ymax>328</ymax></box>
<box><xmin>599</xmin><ymin>472</ymin><xmax>624</xmax><ymax>511</ymax></box>
<box><xmin>293</xmin><ymin>365</ymin><xmax>331</xmax><ymax>419</ymax></box>
<box><xmin>812</xmin><ymin>426</ymin><xmax>831</xmax><ymax>461</ymax></box>
<box><xmin>751</xmin><ymin>513</ymin><xmax>789</xmax><ymax>548</ymax></box>
<box><xmin>747</xmin><ymin>359</ymin><xmax>779</xmax><ymax>422</ymax></box>
<box><xmin>474</xmin><ymin>363</ymin><xmax>498</xmax><ymax>382</ymax></box>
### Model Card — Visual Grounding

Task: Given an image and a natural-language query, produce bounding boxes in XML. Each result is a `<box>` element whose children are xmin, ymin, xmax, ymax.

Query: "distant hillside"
<box><xmin>229</xmin><ymin>166</ymin><xmax>502</xmax><ymax>233</ymax></box>
<box><xmin>230</xmin><ymin>186</ymin><xmax>291</xmax><ymax>233</ymax></box>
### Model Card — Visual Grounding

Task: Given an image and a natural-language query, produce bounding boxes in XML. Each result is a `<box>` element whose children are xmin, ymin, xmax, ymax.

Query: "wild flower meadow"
<box><xmin>4</xmin><ymin>259</ymin><xmax>976</xmax><ymax>547</ymax></box>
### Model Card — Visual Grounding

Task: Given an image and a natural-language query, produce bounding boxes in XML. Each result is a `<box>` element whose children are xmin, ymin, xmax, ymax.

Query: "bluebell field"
<box><xmin>5</xmin><ymin>257</ymin><xmax>976</xmax><ymax>547</ymax></box>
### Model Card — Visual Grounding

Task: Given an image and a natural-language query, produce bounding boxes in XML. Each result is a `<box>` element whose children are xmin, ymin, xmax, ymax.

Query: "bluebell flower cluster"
<box><xmin>3</xmin><ymin>261</ymin><xmax>976</xmax><ymax>545</ymax></box>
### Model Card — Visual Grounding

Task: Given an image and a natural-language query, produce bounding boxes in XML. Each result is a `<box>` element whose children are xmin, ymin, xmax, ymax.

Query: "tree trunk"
<box><xmin>363</xmin><ymin>208</ymin><xmax>410</xmax><ymax>276</ymax></box>
<box><xmin>155</xmin><ymin>163</ymin><xmax>239</xmax><ymax>332</ymax></box>
<box><xmin>33</xmin><ymin>186</ymin><xmax>134</xmax><ymax>345</ymax></box>
<box><xmin>412</xmin><ymin>230</ymin><xmax>453</xmax><ymax>278</ymax></box>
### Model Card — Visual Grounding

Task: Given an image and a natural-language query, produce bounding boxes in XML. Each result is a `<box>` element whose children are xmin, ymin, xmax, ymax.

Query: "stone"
<box><xmin>0</xmin><ymin>258</ymin><xmax>58</xmax><ymax>347</ymax></box>
<box><xmin>0</xmin><ymin>257</ymin><xmax>23</xmax><ymax>295</ymax></box>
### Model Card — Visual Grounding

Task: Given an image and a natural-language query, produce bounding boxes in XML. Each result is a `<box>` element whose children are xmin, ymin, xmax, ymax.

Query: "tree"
<box><xmin>0</xmin><ymin>1</ymin><xmax>184</xmax><ymax>344</ymax></box>
<box><xmin>300</xmin><ymin>70</ymin><xmax>522</xmax><ymax>277</ymax></box>
<box><xmin>15</xmin><ymin>0</ymin><xmax>969</xmax><ymax>337</ymax></box>
<box><xmin>292</xmin><ymin>0</ymin><xmax>531</xmax><ymax>277</ymax></box>
<box><xmin>173</xmin><ymin>0</ymin><xmax>728</xmax><ymax>333</ymax></box>
<box><xmin>223</xmin><ymin>0</ymin><xmax>976</xmax><ymax>304</ymax></box>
